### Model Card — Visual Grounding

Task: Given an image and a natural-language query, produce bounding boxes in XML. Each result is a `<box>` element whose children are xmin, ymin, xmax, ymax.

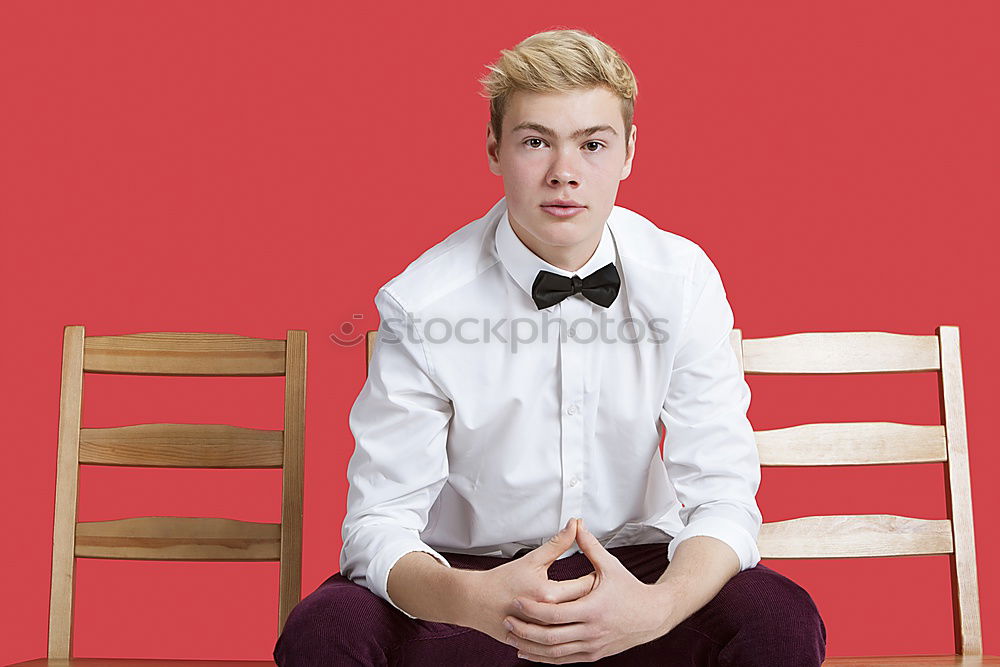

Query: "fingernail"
<box><xmin>503</xmin><ymin>619</ymin><xmax>513</xmax><ymax>631</ymax></box>
<box><xmin>579</xmin><ymin>519</ymin><xmax>586</xmax><ymax>532</ymax></box>
<box><xmin>514</xmin><ymin>598</ymin><xmax>523</xmax><ymax>610</ymax></box>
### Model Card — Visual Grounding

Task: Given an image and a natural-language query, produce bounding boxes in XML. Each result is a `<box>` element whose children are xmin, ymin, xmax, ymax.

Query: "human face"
<box><xmin>486</xmin><ymin>86</ymin><xmax>637</xmax><ymax>271</ymax></box>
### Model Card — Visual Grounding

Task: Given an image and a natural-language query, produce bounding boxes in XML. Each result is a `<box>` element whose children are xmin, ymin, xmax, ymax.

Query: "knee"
<box><xmin>274</xmin><ymin>573</ymin><xmax>397</xmax><ymax>666</ymax></box>
<box><xmin>771</xmin><ymin>569</ymin><xmax>826</xmax><ymax>646</ymax></box>
<box><xmin>724</xmin><ymin>565</ymin><xmax>828</xmax><ymax>665</ymax></box>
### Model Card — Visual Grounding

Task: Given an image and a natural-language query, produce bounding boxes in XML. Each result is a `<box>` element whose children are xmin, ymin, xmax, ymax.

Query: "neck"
<box><xmin>508</xmin><ymin>217</ymin><xmax>601</xmax><ymax>274</ymax></box>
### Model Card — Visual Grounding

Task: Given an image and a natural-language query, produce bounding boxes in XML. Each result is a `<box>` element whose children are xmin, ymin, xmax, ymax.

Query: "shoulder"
<box><xmin>608</xmin><ymin>203</ymin><xmax>713</xmax><ymax>280</ymax></box>
<box><xmin>377</xmin><ymin>198</ymin><xmax>505</xmax><ymax>314</ymax></box>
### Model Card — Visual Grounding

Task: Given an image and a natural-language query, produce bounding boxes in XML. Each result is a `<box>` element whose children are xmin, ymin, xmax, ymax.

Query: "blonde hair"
<box><xmin>478</xmin><ymin>28</ymin><xmax>638</xmax><ymax>146</ymax></box>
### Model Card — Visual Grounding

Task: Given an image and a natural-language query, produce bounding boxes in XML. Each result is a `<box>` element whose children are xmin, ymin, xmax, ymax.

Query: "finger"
<box><xmin>537</xmin><ymin>572</ymin><xmax>596</xmax><ymax>604</ymax></box>
<box><xmin>517</xmin><ymin>648</ymin><xmax>592</xmax><ymax>664</ymax></box>
<box><xmin>505</xmin><ymin>614</ymin><xmax>589</xmax><ymax>653</ymax></box>
<box><xmin>528</xmin><ymin>517</ymin><xmax>578</xmax><ymax>566</ymax></box>
<box><xmin>514</xmin><ymin>593</ymin><xmax>590</xmax><ymax>625</ymax></box>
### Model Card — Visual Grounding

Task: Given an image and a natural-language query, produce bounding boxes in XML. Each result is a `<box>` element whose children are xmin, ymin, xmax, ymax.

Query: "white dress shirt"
<box><xmin>340</xmin><ymin>196</ymin><xmax>763</xmax><ymax>619</ymax></box>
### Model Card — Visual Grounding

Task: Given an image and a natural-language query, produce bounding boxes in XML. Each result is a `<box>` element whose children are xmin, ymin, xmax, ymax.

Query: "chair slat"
<box><xmin>83</xmin><ymin>332</ymin><xmax>287</xmax><ymax>376</ymax></box>
<box><xmin>79</xmin><ymin>423</ymin><xmax>284</xmax><ymax>468</ymax></box>
<box><xmin>756</xmin><ymin>421</ymin><xmax>947</xmax><ymax>466</ymax></box>
<box><xmin>758</xmin><ymin>514</ymin><xmax>953</xmax><ymax>559</ymax></box>
<box><xmin>75</xmin><ymin>517</ymin><xmax>281</xmax><ymax>561</ymax></box>
<box><xmin>742</xmin><ymin>332</ymin><xmax>940</xmax><ymax>374</ymax></box>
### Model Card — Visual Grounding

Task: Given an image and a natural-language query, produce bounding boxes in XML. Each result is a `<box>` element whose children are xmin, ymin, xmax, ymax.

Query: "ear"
<box><xmin>620</xmin><ymin>123</ymin><xmax>637</xmax><ymax>180</ymax></box>
<box><xmin>486</xmin><ymin>124</ymin><xmax>502</xmax><ymax>176</ymax></box>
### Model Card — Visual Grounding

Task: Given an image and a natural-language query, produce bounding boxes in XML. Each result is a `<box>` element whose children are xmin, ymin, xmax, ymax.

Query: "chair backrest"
<box><xmin>735</xmin><ymin>325</ymin><xmax>983</xmax><ymax>656</ymax></box>
<box><xmin>363</xmin><ymin>324</ymin><xmax>985</xmax><ymax>656</ymax></box>
<box><xmin>50</xmin><ymin>326</ymin><xmax>307</xmax><ymax>659</ymax></box>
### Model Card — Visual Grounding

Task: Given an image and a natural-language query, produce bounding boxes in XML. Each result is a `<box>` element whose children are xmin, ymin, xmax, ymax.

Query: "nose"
<box><xmin>547</xmin><ymin>147</ymin><xmax>581</xmax><ymax>187</ymax></box>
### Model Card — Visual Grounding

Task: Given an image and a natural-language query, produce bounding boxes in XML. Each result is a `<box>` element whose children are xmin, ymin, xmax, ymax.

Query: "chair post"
<box><xmin>937</xmin><ymin>325</ymin><xmax>984</xmax><ymax>656</ymax></box>
<box><xmin>278</xmin><ymin>330</ymin><xmax>307</xmax><ymax>637</ymax></box>
<box><xmin>730</xmin><ymin>328</ymin><xmax>745</xmax><ymax>373</ymax></box>
<box><xmin>48</xmin><ymin>325</ymin><xmax>85</xmax><ymax>659</ymax></box>
<box><xmin>365</xmin><ymin>330</ymin><xmax>377</xmax><ymax>377</ymax></box>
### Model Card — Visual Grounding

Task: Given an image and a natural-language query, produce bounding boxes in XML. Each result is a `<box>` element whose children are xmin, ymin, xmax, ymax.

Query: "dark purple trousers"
<box><xmin>274</xmin><ymin>542</ymin><xmax>827</xmax><ymax>666</ymax></box>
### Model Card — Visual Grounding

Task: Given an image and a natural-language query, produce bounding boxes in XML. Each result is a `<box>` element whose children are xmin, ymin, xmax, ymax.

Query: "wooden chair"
<box><xmin>364</xmin><ymin>326</ymin><xmax>997</xmax><ymax>665</ymax></box>
<box><xmin>13</xmin><ymin>326</ymin><xmax>307</xmax><ymax>666</ymax></box>
<box><xmin>740</xmin><ymin>325</ymin><xmax>994</xmax><ymax>665</ymax></box>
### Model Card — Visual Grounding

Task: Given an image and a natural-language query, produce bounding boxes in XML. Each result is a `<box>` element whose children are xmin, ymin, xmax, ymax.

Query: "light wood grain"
<box><xmin>742</xmin><ymin>331</ymin><xmax>940</xmax><ymax>374</ymax></box>
<box><xmin>757</xmin><ymin>514</ymin><xmax>953</xmax><ymax>559</ymax></box>
<box><xmin>49</xmin><ymin>326</ymin><xmax>85</xmax><ymax>658</ymax></box>
<box><xmin>38</xmin><ymin>325</ymin><xmax>307</xmax><ymax>662</ymax></box>
<box><xmin>79</xmin><ymin>423</ymin><xmax>284</xmax><ymax>468</ymax></box>
<box><xmin>755</xmin><ymin>421</ymin><xmax>947</xmax><ymax>466</ymax></box>
<box><xmin>83</xmin><ymin>332</ymin><xmax>287</xmax><ymax>376</ymax></box>
<box><xmin>730</xmin><ymin>329</ymin><xmax>745</xmax><ymax>375</ymax></box>
<box><xmin>732</xmin><ymin>325</ymin><xmax>988</xmax><ymax>659</ymax></box>
<box><xmin>278</xmin><ymin>329</ymin><xmax>307</xmax><ymax>638</ymax></box>
<box><xmin>74</xmin><ymin>517</ymin><xmax>281</xmax><ymax>560</ymax></box>
<box><xmin>938</xmin><ymin>326</ymin><xmax>983</xmax><ymax>656</ymax></box>
<box><xmin>365</xmin><ymin>329</ymin><xmax>377</xmax><ymax>374</ymax></box>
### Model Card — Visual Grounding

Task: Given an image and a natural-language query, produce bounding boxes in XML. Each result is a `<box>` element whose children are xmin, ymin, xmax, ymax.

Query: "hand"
<box><xmin>463</xmin><ymin>517</ymin><xmax>597</xmax><ymax>649</ymax></box>
<box><xmin>503</xmin><ymin>519</ymin><xmax>674</xmax><ymax>663</ymax></box>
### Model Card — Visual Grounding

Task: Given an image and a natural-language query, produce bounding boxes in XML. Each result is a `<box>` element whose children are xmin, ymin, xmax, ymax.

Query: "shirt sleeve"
<box><xmin>660</xmin><ymin>249</ymin><xmax>763</xmax><ymax>572</ymax></box>
<box><xmin>339</xmin><ymin>287</ymin><xmax>454</xmax><ymax>619</ymax></box>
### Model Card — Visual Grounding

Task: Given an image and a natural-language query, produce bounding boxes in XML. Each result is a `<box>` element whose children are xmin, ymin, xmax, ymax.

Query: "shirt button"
<box><xmin>569</xmin><ymin>477</ymin><xmax>579</xmax><ymax>487</ymax></box>
<box><xmin>567</xmin><ymin>404</ymin><xmax>578</xmax><ymax>415</ymax></box>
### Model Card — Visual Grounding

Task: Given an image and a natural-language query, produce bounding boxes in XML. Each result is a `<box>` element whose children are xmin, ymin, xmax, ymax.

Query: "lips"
<box><xmin>540</xmin><ymin>204</ymin><xmax>586</xmax><ymax>218</ymax></box>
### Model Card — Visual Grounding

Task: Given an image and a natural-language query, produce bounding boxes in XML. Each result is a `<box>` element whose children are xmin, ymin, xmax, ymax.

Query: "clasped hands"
<box><xmin>472</xmin><ymin>517</ymin><xmax>676</xmax><ymax>664</ymax></box>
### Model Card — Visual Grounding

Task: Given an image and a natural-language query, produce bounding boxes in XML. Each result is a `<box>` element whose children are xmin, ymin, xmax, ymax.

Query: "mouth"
<box><xmin>540</xmin><ymin>202</ymin><xmax>586</xmax><ymax>218</ymax></box>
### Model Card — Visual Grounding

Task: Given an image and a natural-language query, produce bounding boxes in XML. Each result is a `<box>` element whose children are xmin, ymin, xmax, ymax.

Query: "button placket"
<box><xmin>557</xmin><ymin>296</ymin><xmax>587</xmax><ymax>531</ymax></box>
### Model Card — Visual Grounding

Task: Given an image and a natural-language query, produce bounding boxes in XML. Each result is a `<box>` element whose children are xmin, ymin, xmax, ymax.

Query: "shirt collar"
<box><xmin>494</xmin><ymin>207</ymin><xmax>618</xmax><ymax>301</ymax></box>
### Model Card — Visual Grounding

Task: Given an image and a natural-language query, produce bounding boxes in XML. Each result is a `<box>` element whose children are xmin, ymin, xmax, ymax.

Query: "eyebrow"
<box><xmin>511</xmin><ymin>122</ymin><xmax>618</xmax><ymax>138</ymax></box>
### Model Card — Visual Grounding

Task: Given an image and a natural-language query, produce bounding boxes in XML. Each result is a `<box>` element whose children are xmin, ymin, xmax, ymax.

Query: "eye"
<box><xmin>522</xmin><ymin>137</ymin><xmax>606</xmax><ymax>151</ymax></box>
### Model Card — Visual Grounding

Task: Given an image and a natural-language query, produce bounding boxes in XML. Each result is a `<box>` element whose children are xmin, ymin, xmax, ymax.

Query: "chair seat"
<box><xmin>12</xmin><ymin>655</ymin><xmax>999</xmax><ymax>667</ymax></box>
<box><xmin>823</xmin><ymin>655</ymin><xmax>1000</xmax><ymax>665</ymax></box>
<box><xmin>9</xmin><ymin>660</ymin><xmax>273</xmax><ymax>666</ymax></box>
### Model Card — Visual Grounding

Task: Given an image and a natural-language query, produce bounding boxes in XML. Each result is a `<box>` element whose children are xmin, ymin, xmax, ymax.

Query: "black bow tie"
<box><xmin>531</xmin><ymin>262</ymin><xmax>621</xmax><ymax>310</ymax></box>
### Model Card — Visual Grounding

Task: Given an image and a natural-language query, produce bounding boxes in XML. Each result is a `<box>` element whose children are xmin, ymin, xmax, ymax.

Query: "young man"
<box><xmin>275</xmin><ymin>28</ymin><xmax>826</xmax><ymax>665</ymax></box>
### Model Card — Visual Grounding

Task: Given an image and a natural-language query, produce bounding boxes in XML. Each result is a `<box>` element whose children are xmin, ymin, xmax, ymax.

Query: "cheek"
<box><xmin>508</xmin><ymin>153</ymin><xmax>545</xmax><ymax>173</ymax></box>
<box><xmin>592</xmin><ymin>154</ymin><xmax>624</xmax><ymax>174</ymax></box>
<box><xmin>503</xmin><ymin>169</ymin><xmax>545</xmax><ymax>200</ymax></box>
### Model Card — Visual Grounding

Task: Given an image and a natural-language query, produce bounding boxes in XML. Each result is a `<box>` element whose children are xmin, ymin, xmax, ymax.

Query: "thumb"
<box><xmin>574</xmin><ymin>519</ymin><xmax>614</xmax><ymax>571</ymax></box>
<box><xmin>532</xmin><ymin>517</ymin><xmax>579</xmax><ymax>565</ymax></box>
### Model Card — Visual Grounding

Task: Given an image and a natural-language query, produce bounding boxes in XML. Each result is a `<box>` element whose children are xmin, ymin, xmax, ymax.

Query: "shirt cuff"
<box><xmin>666</xmin><ymin>515</ymin><xmax>761</xmax><ymax>571</ymax></box>
<box><xmin>371</xmin><ymin>541</ymin><xmax>453</xmax><ymax>620</ymax></box>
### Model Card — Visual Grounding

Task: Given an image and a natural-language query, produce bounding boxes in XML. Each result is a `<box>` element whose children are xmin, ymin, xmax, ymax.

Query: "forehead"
<box><xmin>504</xmin><ymin>87</ymin><xmax>623</xmax><ymax>133</ymax></box>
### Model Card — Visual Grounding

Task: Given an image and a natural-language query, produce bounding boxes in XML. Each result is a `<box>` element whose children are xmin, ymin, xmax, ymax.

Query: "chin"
<box><xmin>531</xmin><ymin>224</ymin><xmax>590</xmax><ymax>247</ymax></box>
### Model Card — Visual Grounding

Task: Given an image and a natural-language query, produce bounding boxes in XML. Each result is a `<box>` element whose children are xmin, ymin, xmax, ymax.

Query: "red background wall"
<box><xmin>2</xmin><ymin>1</ymin><xmax>997</xmax><ymax>662</ymax></box>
